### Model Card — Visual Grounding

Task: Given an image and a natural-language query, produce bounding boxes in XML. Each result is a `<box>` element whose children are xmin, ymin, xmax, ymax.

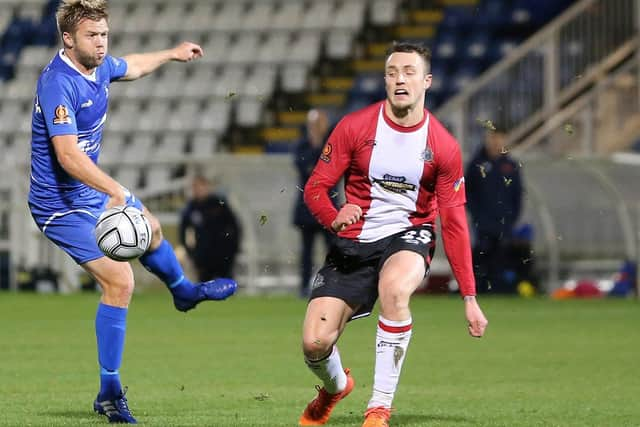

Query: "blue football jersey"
<box><xmin>30</xmin><ymin>50</ymin><xmax>127</xmax><ymax>195</ymax></box>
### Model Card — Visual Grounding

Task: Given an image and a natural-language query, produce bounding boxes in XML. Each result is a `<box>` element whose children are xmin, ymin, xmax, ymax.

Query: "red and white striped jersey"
<box><xmin>305</xmin><ymin>101</ymin><xmax>466</xmax><ymax>243</ymax></box>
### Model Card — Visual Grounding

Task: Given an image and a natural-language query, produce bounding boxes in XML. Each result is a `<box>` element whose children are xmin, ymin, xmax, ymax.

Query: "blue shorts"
<box><xmin>29</xmin><ymin>186</ymin><xmax>144</xmax><ymax>264</ymax></box>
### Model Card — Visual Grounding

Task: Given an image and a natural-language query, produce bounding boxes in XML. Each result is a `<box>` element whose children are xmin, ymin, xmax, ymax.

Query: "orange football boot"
<box><xmin>299</xmin><ymin>368</ymin><xmax>355</xmax><ymax>426</ymax></box>
<box><xmin>362</xmin><ymin>406</ymin><xmax>392</xmax><ymax>427</ymax></box>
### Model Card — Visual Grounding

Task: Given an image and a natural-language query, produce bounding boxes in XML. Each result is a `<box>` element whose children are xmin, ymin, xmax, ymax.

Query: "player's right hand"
<box><xmin>464</xmin><ymin>296</ymin><xmax>488</xmax><ymax>338</ymax></box>
<box><xmin>106</xmin><ymin>188</ymin><xmax>127</xmax><ymax>209</ymax></box>
<box><xmin>331</xmin><ymin>203</ymin><xmax>362</xmax><ymax>232</ymax></box>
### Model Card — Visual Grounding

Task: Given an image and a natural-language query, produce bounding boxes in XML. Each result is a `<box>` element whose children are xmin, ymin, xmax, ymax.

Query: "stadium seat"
<box><xmin>257</xmin><ymin>33</ymin><xmax>290</xmax><ymax>64</ymax></box>
<box><xmin>194</xmin><ymin>100</ymin><xmax>231</xmax><ymax>134</ymax></box>
<box><xmin>370</xmin><ymin>0</ymin><xmax>400</xmax><ymax>26</ymax></box>
<box><xmin>326</xmin><ymin>30</ymin><xmax>355</xmax><ymax>60</ymax></box>
<box><xmin>190</xmin><ymin>130</ymin><xmax>218</xmax><ymax>157</ymax></box>
<box><xmin>287</xmin><ymin>32</ymin><xmax>322</xmax><ymax>65</ymax></box>
<box><xmin>332</xmin><ymin>0</ymin><xmax>366</xmax><ymax>31</ymax></box>
<box><xmin>152</xmin><ymin>3</ymin><xmax>188</xmax><ymax>33</ymax></box>
<box><xmin>199</xmin><ymin>33</ymin><xmax>232</xmax><ymax>65</ymax></box>
<box><xmin>212</xmin><ymin>2</ymin><xmax>246</xmax><ymax>32</ymax></box>
<box><xmin>152</xmin><ymin>131</ymin><xmax>188</xmax><ymax>161</ymax></box>
<box><xmin>235</xmin><ymin>97</ymin><xmax>265</xmax><ymax>128</ymax></box>
<box><xmin>244</xmin><ymin>64</ymin><xmax>277</xmax><ymax>98</ymax></box>
<box><xmin>122</xmin><ymin>3</ymin><xmax>158</xmax><ymax>34</ymax></box>
<box><xmin>270</xmin><ymin>1</ymin><xmax>304</xmax><ymax>30</ymax></box>
<box><xmin>143</xmin><ymin>165</ymin><xmax>174</xmax><ymax>191</ymax></box>
<box><xmin>301</xmin><ymin>2</ymin><xmax>335</xmax><ymax>31</ymax></box>
<box><xmin>183</xmin><ymin>2</ymin><xmax>217</xmax><ymax>32</ymax></box>
<box><xmin>228</xmin><ymin>33</ymin><xmax>261</xmax><ymax>64</ymax></box>
<box><xmin>241</xmin><ymin>2</ymin><xmax>275</xmax><ymax>31</ymax></box>
<box><xmin>166</xmin><ymin>99</ymin><xmax>201</xmax><ymax>132</ymax></box>
<box><xmin>280</xmin><ymin>63</ymin><xmax>309</xmax><ymax>93</ymax></box>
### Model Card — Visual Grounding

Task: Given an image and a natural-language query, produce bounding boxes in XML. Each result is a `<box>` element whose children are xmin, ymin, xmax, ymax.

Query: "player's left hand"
<box><xmin>464</xmin><ymin>296</ymin><xmax>488</xmax><ymax>338</ymax></box>
<box><xmin>172</xmin><ymin>42</ymin><xmax>204</xmax><ymax>62</ymax></box>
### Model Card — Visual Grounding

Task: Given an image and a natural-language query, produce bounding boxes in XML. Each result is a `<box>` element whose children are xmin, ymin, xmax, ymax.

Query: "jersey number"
<box><xmin>400</xmin><ymin>229</ymin><xmax>432</xmax><ymax>245</ymax></box>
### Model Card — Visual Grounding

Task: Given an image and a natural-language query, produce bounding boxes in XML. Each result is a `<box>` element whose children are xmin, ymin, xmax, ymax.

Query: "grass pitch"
<box><xmin>0</xmin><ymin>292</ymin><xmax>638</xmax><ymax>426</ymax></box>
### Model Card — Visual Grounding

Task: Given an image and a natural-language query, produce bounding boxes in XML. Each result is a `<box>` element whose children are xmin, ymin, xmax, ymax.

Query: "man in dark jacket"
<box><xmin>293</xmin><ymin>109</ymin><xmax>334</xmax><ymax>297</ymax></box>
<box><xmin>180</xmin><ymin>175</ymin><xmax>242</xmax><ymax>282</ymax></box>
<box><xmin>465</xmin><ymin>127</ymin><xmax>523</xmax><ymax>293</ymax></box>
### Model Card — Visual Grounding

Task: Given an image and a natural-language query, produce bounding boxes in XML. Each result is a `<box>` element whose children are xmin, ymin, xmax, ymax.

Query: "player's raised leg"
<box><xmin>362</xmin><ymin>251</ymin><xmax>425</xmax><ymax>427</ymax></box>
<box><xmin>83</xmin><ymin>257</ymin><xmax>137</xmax><ymax>424</ymax></box>
<box><xmin>299</xmin><ymin>297</ymin><xmax>356</xmax><ymax>426</ymax></box>
<box><xmin>138</xmin><ymin>208</ymin><xmax>237</xmax><ymax>312</ymax></box>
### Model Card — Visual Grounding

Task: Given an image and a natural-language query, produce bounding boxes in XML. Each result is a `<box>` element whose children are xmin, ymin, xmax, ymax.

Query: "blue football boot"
<box><xmin>94</xmin><ymin>388</ymin><xmax>137</xmax><ymax>424</ymax></box>
<box><xmin>173</xmin><ymin>278</ymin><xmax>238</xmax><ymax>312</ymax></box>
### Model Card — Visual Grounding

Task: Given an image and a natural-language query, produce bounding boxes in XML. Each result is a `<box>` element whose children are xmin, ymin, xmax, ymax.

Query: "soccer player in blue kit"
<box><xmin>28</xmin><ymin>0</ymin><xmax>236</xmax><ymax>423</ymax></box>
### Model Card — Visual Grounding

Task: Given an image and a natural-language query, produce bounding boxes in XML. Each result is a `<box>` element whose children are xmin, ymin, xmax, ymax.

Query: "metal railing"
<box><xmin>437</xmin><ymin>0</ymin><xmax>638</xmax><ymax>156</ymax></box>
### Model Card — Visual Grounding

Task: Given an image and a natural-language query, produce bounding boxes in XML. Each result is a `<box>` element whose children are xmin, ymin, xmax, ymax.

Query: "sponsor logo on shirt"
<box><xmin>53</xmin><ymin>105</ymin><xmax>71</xmax><ymax>125</ymax></box>
<box><xmin>372</xmin><ymin>174</ymin><xmax>416</xmax><ymax>194</ymax></box>
<box><xmin>320</xmin><ymin>143</ymin><xmax>332</xmax><ymax>163</ymax></box>
<box><xmin>453</xmin><ymin>176</ymin><xmax>465</xmax><ymax>192</ymax></box>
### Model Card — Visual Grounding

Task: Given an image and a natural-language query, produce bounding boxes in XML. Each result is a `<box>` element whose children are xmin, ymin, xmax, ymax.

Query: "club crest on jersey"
<box><xmin>53</xmin><ymin>105</ymin><xmax>71</xmax><ymax>125</ymax></box>
<box><xmin>372</xmin><ymin>174</ymin><xmax>416</xmax><ymax>194</ymax></box>
<box><xmin>420</xmin><ymin>146</ymin><xmax>433</xmax><ymax>162</ymax></box>
<box><xmin>454</xmin><ymin>176</ymin><xmax>465</xmax><ymax>192</ymax></box>
<box><xmin>320</xmin><ymin>143</ymin><xmax>332</xmax><ymax>163</ymax></box>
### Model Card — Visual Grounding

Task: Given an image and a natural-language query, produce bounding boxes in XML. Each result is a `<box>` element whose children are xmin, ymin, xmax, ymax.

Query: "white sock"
<box><xmin>368</xmin><ymin>316</ymin><xmax>413</xmax><ymax>409</ymax></box>
<box><xmin>305</xmin><ymin>345</ymin><xmax>347</xmax><ymax>394</ymax></box>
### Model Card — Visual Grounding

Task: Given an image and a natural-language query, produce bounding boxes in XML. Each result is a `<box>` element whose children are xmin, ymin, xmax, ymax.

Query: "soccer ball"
<box><xmin>94</xmin><ymin>206</ymin><xmax>152</xmax><ymax>261</ymax></box>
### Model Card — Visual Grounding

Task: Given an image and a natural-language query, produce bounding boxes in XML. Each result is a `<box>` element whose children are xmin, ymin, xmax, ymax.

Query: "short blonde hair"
<box><xmin>56</xmin><ymin>0</ymin><xmax>108</xmax><ymax>37</ymax></box>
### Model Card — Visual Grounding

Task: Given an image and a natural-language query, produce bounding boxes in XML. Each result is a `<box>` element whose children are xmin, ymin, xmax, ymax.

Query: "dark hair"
<box><xmin>386</xmin><ymin>41</ymin><xmax>432</xmax><ymax>72</ymax></box>
<box><xmin>56</xmin><ymin>0</ymin><xmax>108</xmax><ymax>37</ymax></box>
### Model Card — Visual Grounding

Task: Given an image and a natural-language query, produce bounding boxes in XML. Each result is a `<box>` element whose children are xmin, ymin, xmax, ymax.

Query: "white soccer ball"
<box><xmin>94</xmin><ymin>206</ymin><xmax>152</xmax><ymax>261</ymax></box>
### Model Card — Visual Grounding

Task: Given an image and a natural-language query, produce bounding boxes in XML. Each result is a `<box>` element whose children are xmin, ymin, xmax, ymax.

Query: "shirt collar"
<box><xmin>58</xmin><ymin>49</ymin><xmax>97</xmax><ymax>82</ymax></box>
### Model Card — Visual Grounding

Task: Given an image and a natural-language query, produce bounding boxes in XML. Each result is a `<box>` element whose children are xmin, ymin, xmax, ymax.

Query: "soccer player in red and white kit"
<box><xmin>298</xmin><ymin>42</ymin><xmax>488</xmax><ymax>427</ymax></box>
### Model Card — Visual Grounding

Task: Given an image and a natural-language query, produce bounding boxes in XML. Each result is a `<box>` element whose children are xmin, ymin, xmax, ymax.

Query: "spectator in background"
<box><xmin>293</xmin><ymin>109</ymin><xmax>334</xmax><ymax>298</ymax></box>
<box><xmin>465</xmin><ymin>124</ymin><xmax>523</xmax><ymax>293</ymax></box>
<box><xmin>180</xmin><ymin>174</ymin><xmax>242</xmax><ymax>281</ymax></box>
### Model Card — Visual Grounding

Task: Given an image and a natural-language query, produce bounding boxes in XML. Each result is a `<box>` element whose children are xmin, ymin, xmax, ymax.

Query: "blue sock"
<box><xmin>96</xmin><ymin>303</ymin><xmax>127</xmax><ymax>399</ymax></box>
<box><xmin>139</xmin><ymin>239</ymin><xmax>197</xmax><ymax>299</ymax></box>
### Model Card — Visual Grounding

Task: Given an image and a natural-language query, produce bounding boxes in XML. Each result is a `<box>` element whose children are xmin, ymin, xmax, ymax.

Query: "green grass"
<box><xmin>0</xmin><ymin>292</ymin><xmax>639</xmax><ymax>426</ymax></box>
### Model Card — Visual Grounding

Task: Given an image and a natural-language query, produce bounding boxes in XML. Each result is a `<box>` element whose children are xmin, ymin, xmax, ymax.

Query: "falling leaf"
<box><xmin>478</xmin><ymin>164</ymin><xmax>487</xmax><ymax>178</ymax></box>
<box><xmin>288</xmin><ymin>106</ymin><xmax>294</xmax><ymax>112</ymax></box>
<box><xmin>259</xmin><ymin>214</ymin><xmax>268</xmax><ymax>226</ymax></box>
<box><xmin>504</xmin><ymin>177</ymin><xmax>512</xmax><ymax>186</ymax></box>
<box><xmin>500</xmin><ymin>146</ymin><xmax>509</xmax><ymax>154</ymax></box>
<box><xmin>225</xmin><ymin>92</ymin><xmax>236</xmax><ymax>100</ymax></box>
<box><xmin>522</xmin><ymin>258</ymin><xmax>531</xmax><ymax>264</ymax></box>
<box><xmin>280</xmin><ymin>187</ymin><xmax>286</xmax><ymax>193</ymax></box>
<box><xmin>219</xmin><ymin>200</ymin><xmax>225</xmax><ymax>206</ymax></box>
<box><xmin>330</xmin><ymin>191</ymin><xmax>339</xmax><ymax>198</ymax></box>
<box><xmin>296</xmin><ymin>185</ymin><xmax>304</xmax><ymax>192</ymax></box>
<box><xmin>476</xmin><ymin>118</ymin><xmax>496</xmax><ymax>131</ymax></box>
<box><xmin>563</xmin><ymin>123</ymin><xmax>574</xmax><ymax>135</ymax></box>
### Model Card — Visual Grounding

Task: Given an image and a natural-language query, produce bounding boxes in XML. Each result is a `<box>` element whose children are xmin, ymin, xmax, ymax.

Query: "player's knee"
<box><xmin>302</xmin><ymin>333</ymin><xmax>334</xmax><ymax>359</ymax></box>
<box><xmin>379</xmin><ymin>283</ymin><xmax>412</xmax><ymax>313</ymax></box>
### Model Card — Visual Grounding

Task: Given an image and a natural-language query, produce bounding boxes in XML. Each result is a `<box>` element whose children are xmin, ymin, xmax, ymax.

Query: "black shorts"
<box><xmin>309</xmin><ymin>224</ymin><xmax>436</xmax><ymax>320</ymax></box>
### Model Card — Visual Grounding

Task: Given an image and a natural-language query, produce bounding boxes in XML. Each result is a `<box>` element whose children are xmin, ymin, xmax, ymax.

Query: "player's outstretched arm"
<box><xmin>52</xmin><ymin>135</ymin><xmax>126</xmax><ymax>207</ymax></box>
<box><xmin>120</xmin><ymin>41</ymin><xmax>204</xmax><ymax>81</ymax></box>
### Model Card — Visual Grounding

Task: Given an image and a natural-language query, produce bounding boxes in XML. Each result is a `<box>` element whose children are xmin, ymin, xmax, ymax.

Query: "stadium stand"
<box><xmin>2</xmin><ymin>0</ymin><xmax>639</xmax><ymax>295</ymax></box>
